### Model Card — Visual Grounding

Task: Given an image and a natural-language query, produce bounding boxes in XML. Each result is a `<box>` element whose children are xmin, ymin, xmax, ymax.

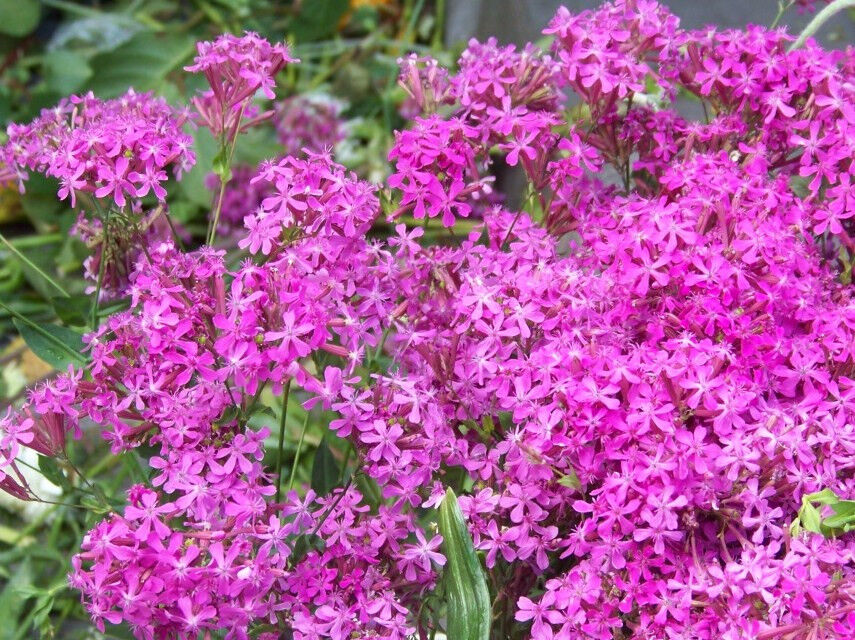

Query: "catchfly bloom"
<box><xmin>186</xmin><ymin>31</ymin><xmax>296</xmax><ymax>139</ymax></box>
<box><xmin>3</xmin><ymin>89</ymin><xmax>194</xmax><ymax>208</ymax></box>
<box><xmin>1</xmin><ymin>2</ymin><xmax>855</xmax><ymax>640</ymax></box>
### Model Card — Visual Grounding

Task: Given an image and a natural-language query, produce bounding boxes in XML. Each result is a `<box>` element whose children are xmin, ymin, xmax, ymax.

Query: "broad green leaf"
<box><xmin>438</xmin><ymin>488</ymin><xmax>491</xmax><ymax>640</ymax></box>
<box><xmin>0</xmin><ymin>0</ymin><xmax>39</xmax><ymax>37</ymax></box>
<box><xmin>37</xmin><ymin>456</ymin><xmax>71</xmax><ymax>492</ymax></box>
<box><xmin>18</xmin><ymin>174</ymin><xmax>64</xmax><ymax>229</ymax></box>
<box><xmin>311</xmin><ymin>436</ymin><xmax>340</xmax><ymax>497</ymax></box>
<box><xmin>12</xmin><ymin>319</ymin><xmax>86</xmax><ymax>370</ymax></box>
<box><xmin>800</xmin><ymin>502</ymin><xmax>823</xmax><ymax>533</ymax></box>
<box><xmin>290</xmin><ymin>0</ymin><xmax>349</xmax><ymax>42</ymax></box>
<box><xmin>48</xmin><ymin>14</ymin><xmax>144</xmax><ymax>54</ymax></box>
<box><xmin>51</xmin><ymin>294</ymin><xmax>91</xmax><ymax>327</ymax></box>
<box><xmin>42</xmin><ymin>50</ymin><xmax>92</xmax><ymax>95</ymax></box>
<box><xmin>805</xmin><ymin>488</ymin><xmax>839</xmax><ymax>505</ymax></box>
<box><xmin>178</xmin><ymin>127</ymin><xmax>218</xmax><ymax>208</ymax></box>
<box><xmin>823</xmin><ymin>500</ymin><xmax>855</xmax><ymax>529</ymax></box>
<box><xmin>87</xmin><ymin>31</ymin><xmax>194</xmax><ymax>98</ymax></box>
<box><xmin>290</xmin><ymin>533</ymin><xmax>326</xmax><ymax>564</ymax></box>
<box><xmin>0</xmin><ymin>558</ymin><xmax>31</xmax><ymax>640</ymax></box>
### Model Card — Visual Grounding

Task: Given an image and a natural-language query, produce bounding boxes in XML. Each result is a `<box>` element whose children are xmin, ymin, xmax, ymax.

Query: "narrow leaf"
<box><xmin>438</xmin><ymin>488</ymin><xmax>491</xmax><ymax>640</ymax></box>
<box><xmin>37</xmin><ymin>456</ymin><xmax>71</xmax><ymax>492</ymax></box>
<box><xmin>12</xmin><ymin>318</ymin><xmax>87</xmax><ymax>369</ymax></box>
<box><xmin>50</xmin><ymin>295</ymin><xmax>91</xmax><ymax>327</ymax></box>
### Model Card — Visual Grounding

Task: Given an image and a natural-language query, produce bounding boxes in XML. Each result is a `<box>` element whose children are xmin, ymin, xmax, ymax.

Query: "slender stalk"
<box><xmin>91</xmin><ymin>203</ymin><xmax>113</xmax><ymax>330</ymax></box>
<box><xmin>63</xmin><ymin>454</ymin><xmax>99</xmax><ymax>495</ymax></box>
<box><xmin>770</xmin><ymin>1</ymin><xmax>795</xmax><ymax>28</ymax></box>
<box><xmin>164</xmin><ymin>213</ymin><xmax>186</xmax><ymax>251</ymax></box>
<box><xmin>287</xmin><ymin>410</ymin><xmax>312</xmax><ymax>493</ymax></box>
<box><xmin>3</xmin><ymin>233</ymin><xmax>63</xmax><ymax>248</ymax></box>
<box><xmin>788</xmin><ymin>0</ymin><xmax>855</xmax><ymax>50</ymax></box>
<box><xmin>207</xmin><ymin>103</ymin><xmax>248</xmax><ymax>246</ymax></box>
<box><xmin>274</xmin><ymin>379</ymin><xmax>292</xmax><ymax>504</ymax></box>
<box><xmin>432</xmin><ymin>0</ymin><xmax>446</xmax><ymax>49</ymax></box>
<box><xmin>0</xmin><ymin>232</ymin><xmax>70</xmax><ymax>297</ymax></box>
<box><xmin>208</xmin><ymin>174</ymin><xmax>229</xmax><ymax>246</ymax></box>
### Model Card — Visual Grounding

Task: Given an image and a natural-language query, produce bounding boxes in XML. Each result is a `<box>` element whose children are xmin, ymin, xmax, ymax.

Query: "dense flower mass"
<box><xmin>186</xmin><ymin>31</ymin><xmax>296</xmax><ymax>139</ymax></box>
<box><xmin>1</xmin><ymin>2</ymin><xmax>855</xmax><ymax>639</ymax></box>
<box><xmin>3</xmin><ymin>89</ymin><xmax>194</xmax><ymax>208</ymax></box>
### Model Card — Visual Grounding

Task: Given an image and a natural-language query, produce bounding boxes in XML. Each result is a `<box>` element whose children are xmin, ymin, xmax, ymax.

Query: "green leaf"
<box><xmin>805</xmin><ymin>488</ymin><xmax>839</xmax><ymax>505</ymax></box>
<box><xmin>178</xmin><ymin>126</ymin><xmax>218</xmax><ymax>208</ymax></box>
<box><xmin>800</xmin><ymin>502</ymin><xmax>823</xmax><ymax>533</ymax></box>
<box><xmin>557</xmin><ymin>469</ymin><xmax>581</xmax><ymax>491</ymax></box>
<box><xmin>42</xmin><ymin>50</ymin><xmax>92</xmax><ymax>95</ymax></box>
<box><xmin>290</xmin><ymin>533</ymin><xmax>326</xmax><ymax>564</ymax></box>
<box><xmin>290</xmin><ymin>0</ymin><xmax>349</xmax><ymax>42</ymax></box>
<box><xmin>212</xmin><ymin>145</ymin><xmax>233</xmax><ymax>182</ymax></box>
<box><xmin>37</xmin><ymin>456</ymin><xmax>71</xmax><ymax>492</ymax></box>
<box><xmin>87</xmin><ymin>31</ymin><xmax>194</xmax><ymax>98</ymax></box>
<box><xmin>12</xmin><ymin>319</ymin><xmax>86</xmax><ymax>370</ymax></box>
<box><xmin>823</xmin><ymin>500</ymin><xmax>855</xmax><ymax>529</ymax></box>
<box><xmin>311</xmin><ymin>436</ymin><xmax>340</xmax><ymax>497</ymax></box>
<box><xmin>438</xmin><ymin>488</ymin><xmax>491</xmax><ymax>640</ymax></box>
<box><xmin>0</xmin><ymin>558</ymin><xmax>31</xmax><ymax>638</ymax></box>
<box><xmin>18</xmin><ymin>174</ymin><xmax>64</xmax><ymax>229</ymax></box>
<box><xmin>0</xmin><ymin>0</ymin><xmax>39</xmax><ymax>37</ymax></box>
<box><xmin>47</xmin><ymin>14</ymin><xmax>144</xmax><ymax>54</ymax></box>
<box><xmin>51</xmin><ymin>295</ymin><xmax>91</xmax><ymax>327</ymax></box>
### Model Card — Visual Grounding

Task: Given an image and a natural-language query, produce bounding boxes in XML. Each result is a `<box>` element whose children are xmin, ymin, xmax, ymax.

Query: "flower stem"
<box><xmin>287</xmin><ymin>409</ymin><xmax>311</xmax><ymax>494</ymax></box>
<box><xmin>91</xmin><ymin>205</ymin><xmax>112</xmax><ymax>330</ymax></box>
<box><xmin>770</xmin><ymin>1</ymin><xmax>795</xmax><ymax>28</ymax></box>
<box><xmin>788</xmin><ymin>0</ymin><xmax>855</xmax><ymax>50</ymax></box>
<box><xmin>274</xmin><ymin>379</ymin><xmax>292</xmax><ymax>504</ymax></box>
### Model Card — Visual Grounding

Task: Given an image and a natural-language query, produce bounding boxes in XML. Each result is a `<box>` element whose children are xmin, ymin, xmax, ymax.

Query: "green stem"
<box><xmin>4</xmin><ymin>233</ymin><xmax>63</xmax><ymax>248</ymax></box>
<box><xmin>207</xmin><ymin>102</ymin><xmax>248</xmax><ymax>246</ymax></box>
<box><xmin>432</xmin><ymin>0</ymin><xmax>446</xmax><ymax>49</ymax></box>
<box><xmin>91</xmin><ymin>203</ymin><xmax>112</xmax><ymax>330</ymax></box>
<box><xmin>287</xmin><ymin>410</ymin><xmax>311</xmax><ymax>493</ymax></box>
<box><xmin>0</xmin><ymin>232</ymin><xmax>69</xmax><ymax>297</ymax></box>
<box><xmin>274</xmin><ymin>379</ymin><xmax>292</xmax><ymax>504</ymax></box>
<box><xmin>788</xmin><ymin>0</ymin><xmax>855</xmax><ymax>50</ymax></box>
<box><xmin>63</xmin><ymin>454</ymin><xmax>98</xmax><ymax>495</ymax></box>
<box><xmin>771</xmin><ymin>0</ymin><xmax>795</xmax><ymax>28</ymax></box>
<box><xmin>208</xmin><ymin>175</ymin><xmax>229</xmax><ymax>246</ymax></box>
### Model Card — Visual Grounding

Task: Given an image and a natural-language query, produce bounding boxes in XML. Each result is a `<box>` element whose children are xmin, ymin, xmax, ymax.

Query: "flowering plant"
<box><xmin>1</xmin><ymin>1</ymin><xmax>855</xmax><ymax>639</ymax></box>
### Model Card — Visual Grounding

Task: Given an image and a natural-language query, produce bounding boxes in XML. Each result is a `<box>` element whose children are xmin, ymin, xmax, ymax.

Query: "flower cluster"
<box><xmin>3</xmin><ymin>89</ymin><xmax>194</xmax><ymax>208</ymax></box>
<box><xmin>186</xmin><ymin>31</ymin><xmax>295</xmax><ymax>139</ymax></box>
<box><xmin>274</xmin><ymin>95</ymin><xmax>346</xmax><ymax>156</ymax></box>
<box><xmin>1</xmin><ymin>151</ymin><xmax>446</xmax><ymax>638</ymax></box>
<box><xmin>366</xmin><ymin>1</ymin><xmax>855</xmax><ymax>638</ymax></box>
<box><xmin>208</xmin><ymin>95</ymin><xmax>347</xmax><ymax>237</ymax></box>
<box><xmin>389</xmin><ymin>36</ymin><xmax>562</xmax><ymax>227</ymax></box>
<box><xmin>2</xmin><ymin>2</ymin><xmax>855</xmax><ymax>640</ymax></box>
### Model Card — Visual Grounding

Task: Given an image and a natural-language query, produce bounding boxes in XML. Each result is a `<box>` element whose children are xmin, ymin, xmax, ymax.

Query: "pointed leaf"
<box><xmin>12</xmin><ymin>319</ymin><xmax>87</xmax><ymax>370</ymax></box>
<box><xmin>438</xmin><ymin>488</ymin><xmax>491</xmax><ymax>640</ymax></box>
<box><xmin>311</xmin><ymin>437</ymin><xmax>340</xmax><ymax>497</ymax></box>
